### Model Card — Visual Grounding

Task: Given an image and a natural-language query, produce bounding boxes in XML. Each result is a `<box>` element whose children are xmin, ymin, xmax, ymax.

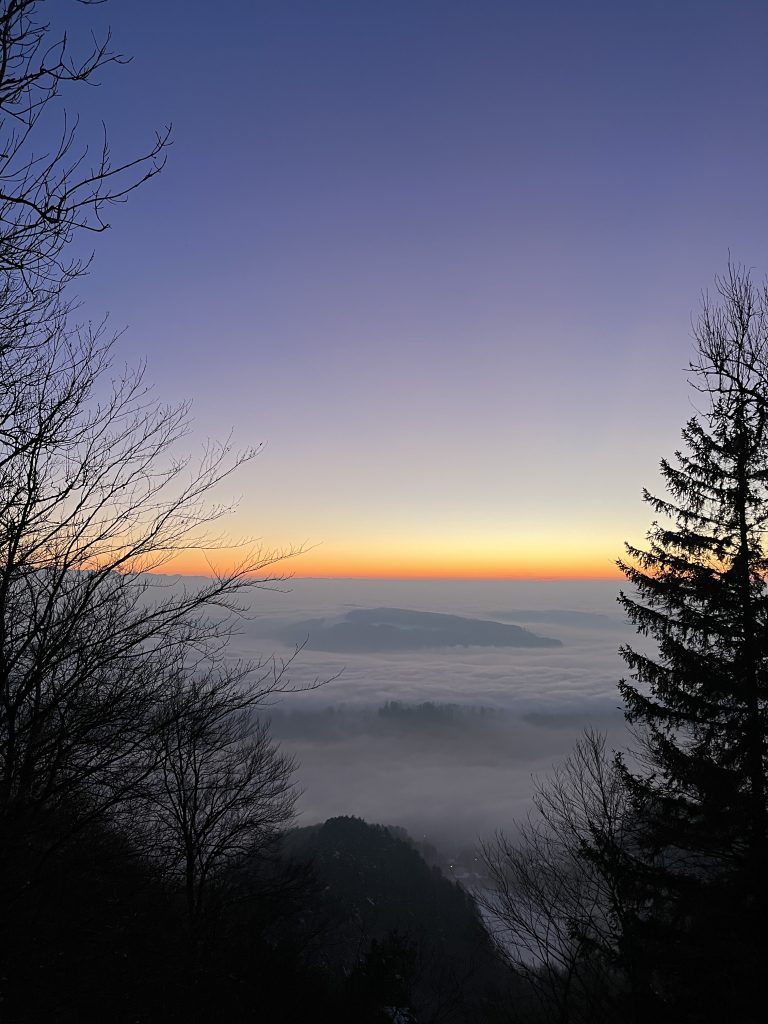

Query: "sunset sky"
<box><xmin>71</xmin><ymin>0</ymin><xmax>768</xmax><ymax>578</ymax></box>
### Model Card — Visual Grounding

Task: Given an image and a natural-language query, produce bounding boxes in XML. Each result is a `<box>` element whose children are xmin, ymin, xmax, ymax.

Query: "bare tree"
<box><xmin>0</xmin><ymin>0</ymin><xmax>168</xmax><ymax>298</ymax></box>
<box><xmin>0</xmin><ymin>4</ymin><xmax>318</xmax><ymax>1018</ymax></box>
<box><xmin>143</xmin><ymin>662</ymin><xmax>298</xmax><ymax>929</ymax></box>
<box><xmin>0</xmin><ymin>3</ymin><xmax>245</xmax><ymax>834</ymax></box>
<box><xmin>0</xmin><ymin>308</ymin><xmax>309</xmax><ymax>839</ymax></box>
<box><xmin>480</xmin><ymin>733</ymin><xmax>643</xmax><ymax>1024</ymax></box>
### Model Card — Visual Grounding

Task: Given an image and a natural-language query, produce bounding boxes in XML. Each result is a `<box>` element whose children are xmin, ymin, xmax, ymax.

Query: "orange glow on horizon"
<box><xmin>154</xmin><ymin>545</ymin><xmax>625</xmax><ymax>581</ymax></box>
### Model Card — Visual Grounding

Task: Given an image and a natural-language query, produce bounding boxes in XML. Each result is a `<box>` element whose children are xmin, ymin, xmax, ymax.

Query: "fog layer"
<box><xmin>224</xmin><ymin>579</ymin><xmax>634</xmax><ymax>850</ymax></box>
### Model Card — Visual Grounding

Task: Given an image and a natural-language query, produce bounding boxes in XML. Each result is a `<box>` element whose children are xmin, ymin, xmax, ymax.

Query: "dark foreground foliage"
<box><xmin>483</xmin><ymin>265</ymin><xmax>768</xmax><ymax>1024</ymax></box>
<box><xmin>0</xmin><ymin>811</ymin><xmax>513</xmax><ymax>1024</ymax></box>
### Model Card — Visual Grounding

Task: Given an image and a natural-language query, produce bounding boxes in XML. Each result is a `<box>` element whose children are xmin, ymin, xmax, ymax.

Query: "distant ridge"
<box><xmin>278</xmin><ymin>606</ymin><xmax>561</xmax><ymax>652</ymax></box>
<box><xmin>490</xmin><ymin>608</ymin><xmax>626</xmax><ymax>629</ymax></box>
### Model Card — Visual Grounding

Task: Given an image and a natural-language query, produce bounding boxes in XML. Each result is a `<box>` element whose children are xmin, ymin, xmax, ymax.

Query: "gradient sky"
<box><xmin>64</xmin><ymin>0</ymin><xmax>768</xmax><ymax>578</ymax></box>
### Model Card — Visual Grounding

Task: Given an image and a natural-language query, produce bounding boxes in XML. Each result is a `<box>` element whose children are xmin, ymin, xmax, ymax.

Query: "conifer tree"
<box><xmin>616</xmin><ymin>263</ymin><xmax>768</xmax><ymax>1020</ymax></box>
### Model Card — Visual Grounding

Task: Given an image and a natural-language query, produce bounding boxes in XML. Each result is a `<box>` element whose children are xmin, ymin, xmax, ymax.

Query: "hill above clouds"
<box><xmin>277</xmin><ymin>607</ymin><xmax>561</xmax><ymax>652</ymax></box>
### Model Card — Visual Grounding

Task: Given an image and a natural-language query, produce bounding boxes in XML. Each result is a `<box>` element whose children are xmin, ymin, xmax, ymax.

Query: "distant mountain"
<box><xmin>278</xmin><ymin>607</ymin><xmax>561</xmax><ymax>652</ymax></box>
<box><xmin>489</xmin><ymin>608</ymin><xmax>626</xmax><ymax>629</ymax></box>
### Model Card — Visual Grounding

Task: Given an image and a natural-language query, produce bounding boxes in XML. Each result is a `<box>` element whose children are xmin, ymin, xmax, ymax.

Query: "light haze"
<box><xmin>223</xmin><ymin>578</ymin><xmax>636</xmax><ymax>850</ymax></box>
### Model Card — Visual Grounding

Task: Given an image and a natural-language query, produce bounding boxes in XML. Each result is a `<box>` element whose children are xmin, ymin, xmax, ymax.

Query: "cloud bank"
<box><xmin>211</xmin><ymin>578</ymin><xmax>637</xmax><ymax>850</ymax></box>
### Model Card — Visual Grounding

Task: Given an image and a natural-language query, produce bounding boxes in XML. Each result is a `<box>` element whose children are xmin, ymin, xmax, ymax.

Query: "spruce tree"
<box><xmin>617</xmin><ymin>264</ymin><xmax>768</xmax><ymax>1020</ymax></box>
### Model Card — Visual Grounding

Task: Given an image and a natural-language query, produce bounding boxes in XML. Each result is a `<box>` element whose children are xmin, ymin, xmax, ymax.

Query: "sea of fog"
<box><xmin>211</xmin><ymin>578</ymin><xmax>637</xmax><ymax>854</ymax></box>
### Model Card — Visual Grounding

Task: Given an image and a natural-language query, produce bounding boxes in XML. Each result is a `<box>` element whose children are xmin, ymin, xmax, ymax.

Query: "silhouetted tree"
<box><xmin>486</xmin><ymin>264</ymin><xmax>768</xmax><ymax>1024</ymax></box>
<box><xmin>348</xmin><ymin>931</ymin><xmax>419</xmax><ymax>1023</ymax></box>
<box><xmin>610</xmin><ymin>263</ymin><xmax>768</xmax><ymax>1020</ymax></box>
<box><xmin>0</xmin><ymin>0</ymin><xmax>168</xmax><ymax>299</ymax></box>
<box><xmin>0</xmin><ymin>5</ymin><xmax>313</xmax><ymax>1016</ymax></box>
<box><xmin>0</xmin><ymin>312</ymin><xmax>300</xmax><ymax>840</ymax></box>
<box><xmin>0</xmin><ymin>163</ymin><xmax>312</xmax><ymax>1024</ymax></box>
<box><xmin>481</xmin><ymin>732</ymin><xmax>640</xmax><ymax>1024</ymax></box>
<box><xmin>143</xmin><ymin>662</ymin><xmax>297</xmax><ymax>929</ymax></box>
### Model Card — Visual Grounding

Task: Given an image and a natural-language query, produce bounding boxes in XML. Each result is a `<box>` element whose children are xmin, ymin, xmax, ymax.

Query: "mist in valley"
<box><xmin>222</xmin><ymin>578</ymin><xmax>635</xmax><ymax>855</ymax></box>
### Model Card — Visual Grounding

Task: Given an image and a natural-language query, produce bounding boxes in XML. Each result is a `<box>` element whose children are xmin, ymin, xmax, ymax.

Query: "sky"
<box><xmin>61</xmin><ymin>0</ymin><xmax>768</xmax><ymax>579</ymax></box>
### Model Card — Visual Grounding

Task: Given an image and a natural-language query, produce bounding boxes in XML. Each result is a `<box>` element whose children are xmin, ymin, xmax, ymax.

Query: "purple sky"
<box><xmin>66</xmin><ymin>0</ymin><xmax>768</xmax><ymax>576</ymax></box>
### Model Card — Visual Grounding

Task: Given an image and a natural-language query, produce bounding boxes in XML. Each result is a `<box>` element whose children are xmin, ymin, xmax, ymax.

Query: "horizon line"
<box><xmin>147</xmin><ymin>569</ymin><xmax>624</xmax><ymax>583</ymax></box>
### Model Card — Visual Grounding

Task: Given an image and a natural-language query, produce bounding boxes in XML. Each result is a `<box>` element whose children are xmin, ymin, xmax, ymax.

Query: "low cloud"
<box><xmin>219</xmin><ymin>579</ymin><xmax>636</xmax><ymax>851</ymax></box>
